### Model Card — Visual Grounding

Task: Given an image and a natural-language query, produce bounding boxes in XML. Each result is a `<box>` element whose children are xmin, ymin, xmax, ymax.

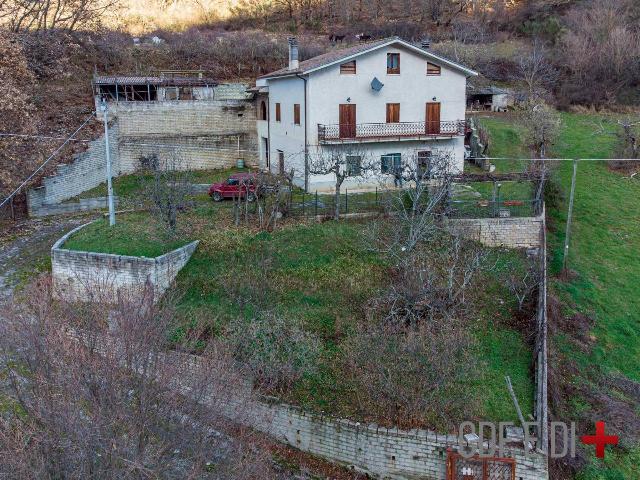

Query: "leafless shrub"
<box><xmin>0</xmin><ymin>275</ymin><xmax>275</xmax><ymax>479</ymax></box>
<box><xmin>370</xmin><ymin>150</ymin><xmax>456</xmax><ymax>259</ymax></box>
<box><xmin>519</xmin><ymin>101</ymin><xmax>561</xmax><ymax>159</ymax></box>
<box><xmin>307</xmin><ymin>145</ymin><xmax>377</xmax><ymax>219</ymax></box>
<box><xmin>558</xmin><ymin>0</ymin><xmax>640</xmax><ymax>107</ymax></box>
<box><xmin>1</xmin><ymin>0</ymin><xmax>120</xmax><ymax>32</ymax></box>
<box><xmin>371</xmin><ymin>235</ymin><xmax>488</xmax><ymax>328</ymax></box>
<box><xmin>504</xmin><ymin>257</ymin><xmax>540</xmax><ymax>312</ymax></box>
<box><xmin>514</xmin><ymin>38</ymin><xmax>558</xmax><ymax>102</ymax></box>
<box><xmin>224</xmin><ymin>313</ymin><xmax>322</xmax><ymax>395</ymax></box>
<box><xmin>344</xmin><ymin>317</ymin><xmax>478</xmax><ymax>429</ymax></box>
<box><xmin>145</xmin><ymin>151</ymin><xmax>194</xmax><ymax>233</ymax></box>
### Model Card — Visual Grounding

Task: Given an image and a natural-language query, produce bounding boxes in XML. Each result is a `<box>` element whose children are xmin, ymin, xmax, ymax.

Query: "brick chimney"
<box><xmin>288</xmin><ymin>37</ymin><xmax>299</xmax><ymax>70</ymax></box>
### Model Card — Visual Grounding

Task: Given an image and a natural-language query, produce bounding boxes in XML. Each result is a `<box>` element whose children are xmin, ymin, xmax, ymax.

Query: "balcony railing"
<box><xmin>318</xmin><ymin>120</ymin><xmax>466</xmax><ymax>142</ymax></box>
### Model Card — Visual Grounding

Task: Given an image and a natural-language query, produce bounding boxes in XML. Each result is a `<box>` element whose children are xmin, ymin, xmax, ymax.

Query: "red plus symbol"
<box><xmin>581</xmin><ymin>421</ymin><xmax>619</xmax><ymax>458</ymax></box>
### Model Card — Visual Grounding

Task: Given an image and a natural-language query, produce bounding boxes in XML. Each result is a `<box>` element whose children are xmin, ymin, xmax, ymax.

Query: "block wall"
<box><xmin>29</xmin><ymin>95</ymin><xmax>258</xmax><ymax>211</ymax></box>
<box><xmin>51</xmin><ymin>222</ymin><xmax>198</xmax><ymax>301</ymax></box>
<box><xmin>446</xmin><ymin>209</ymin><xmax>544</xmax><ymax>249</ymax></box>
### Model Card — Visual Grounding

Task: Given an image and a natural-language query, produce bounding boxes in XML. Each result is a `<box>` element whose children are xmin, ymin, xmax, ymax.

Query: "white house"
<box><xmin>255</xmin><ymin>37</ymin><xmax>477</xmax><ymax>192</ymax></box>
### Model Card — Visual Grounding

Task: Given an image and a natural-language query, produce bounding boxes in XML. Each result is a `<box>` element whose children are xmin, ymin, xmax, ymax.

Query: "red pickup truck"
<box><xmin>208</xmin><ymin>173</ymin><xmax>257</xmax><ymax>202</ymax></box>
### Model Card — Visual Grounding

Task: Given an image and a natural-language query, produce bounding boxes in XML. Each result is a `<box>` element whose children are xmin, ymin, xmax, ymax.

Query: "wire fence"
<box><xmin>282</xmin><ymin>188</ymin><xmax>541</xmax><ymax>219</ymax></box>
<box><xmin>446</xmin><ymin>199</ymin><xmax>542</xmax><ymax>219</ymax></box>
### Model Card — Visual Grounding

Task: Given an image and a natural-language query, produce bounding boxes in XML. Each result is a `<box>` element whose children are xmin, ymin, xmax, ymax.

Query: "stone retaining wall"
<box><xmin>28</xmin><ymin>91</ymin><xmax>258</xmax><ymax>213</ymax></box>
<box><xmin>75</xmin><ymin>330</ymin><xmax>549</xmax><ymax>480</ymax></box>
<box><xmin>446</xmin><ymin>206</ymin><xmax>545</xmax><ymax>249</ymax></box>
<box><xmin>29</xmin><ymin>196</ymin><xmax>119</xmax><ymax>217</ymax></box>
<box><xmin>51</xmin><ymin>221</ymin><xmax>198</xmax><ymax>301</ymax></box>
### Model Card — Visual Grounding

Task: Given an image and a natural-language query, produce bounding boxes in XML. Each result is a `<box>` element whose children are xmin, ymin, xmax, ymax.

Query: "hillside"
<box><xmin>479</xmin><ymin>113</ymin><xmax>640</xmax><ymax>479</ymax></box>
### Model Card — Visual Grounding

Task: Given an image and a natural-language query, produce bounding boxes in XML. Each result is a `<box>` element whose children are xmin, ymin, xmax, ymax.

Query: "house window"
<box><xmin>293</xmin><ymin>103</ymin><xmax>301</xmax><ymax>125</ymax></box>
<box><xmin>381</xmin><ymin>153</ymin><xmax>401</xmax><ymax>173</ymax></box>
<box><xmin>260</xmin><ymin>101</ymin><xmax>267</xmax><ymax>120</ymax></box>
<box><xmin>346</xmin><ymin>155</ymin><xmax>362</xmax><ymax>176</ymax></box>
<box><xmin>277</xmin><ymin>150</ymin><xmax>285</xmax><ymax>174</ymax></box>
<box><xmin>275</xmin><ymin>102</ymin><xmax>281</xmax><ymax>122</ymax></box>
<box><xmin>340</xmin><ymin>60</ymin><xmax>357</xmax><ymax>74</ymax></box>
<box><xmin>386</xmin><ymin>103</ymin><xmax>400</xmax><ymax>123</ymax></box>
<box><xmin>427</xmin><ymin>62</ymin><xmax>441</xmax><ymax>75</ymax></box>
<box><xmin>387</xmin><ymin>53</ymin><xmax>400</xmax><ymax>74</ymax></box>
<box><xmin>417</xmin><ymin>150</ymin><xmax>433</xmax><ymax>178</ymax></box>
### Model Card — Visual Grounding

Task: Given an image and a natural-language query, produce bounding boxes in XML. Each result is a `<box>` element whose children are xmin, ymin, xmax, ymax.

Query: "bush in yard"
<box><xmin>145</xmin><ymin>151</ymin><xmax>194</xmax><ymax>233</ymax></box>
<box><xmin>0</xmin><ymin>276</ymin><xmax>274</xmax><ymax>479</ymax></box>
<box><xmin>344</xmin><ymin>318</ymin><xmax>478</xmax><ymax>429</ymax></box>
<box><xmin>225</xmin><ymin>313</ymin><xmax>322</xmax><ymax>394</ymax></box>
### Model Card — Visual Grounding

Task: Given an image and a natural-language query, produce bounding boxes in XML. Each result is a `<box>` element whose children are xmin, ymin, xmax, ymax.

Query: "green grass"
<box><xmin>77</xmin><ymin>167</ymin><xmax>253</xmax><ymax>200</ymax></box>
<box><xmin>67</xmin><ymin>195</ymin><xmax>534</xmax><ymax>427</ymax></box>
<box><xmin>172</xmin><ymin>217</ymin><xmax>534</xmax><ymax>425</ymax></box>
<box><xmin>63</xmin><ymin>212</ymin><xmax>192</xmax><ymax>257</ymax></box>
<box><xmin>483</xmin><ymin>112</ymin><xmax>640</xmax><ymax>479</ymax></box>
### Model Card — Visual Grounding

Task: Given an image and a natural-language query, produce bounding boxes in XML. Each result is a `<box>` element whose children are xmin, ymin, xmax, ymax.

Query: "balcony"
<box><xmin>317</xmin><ymin>120</ymin><xmax>466</xmax><ymax>144</ymax></box>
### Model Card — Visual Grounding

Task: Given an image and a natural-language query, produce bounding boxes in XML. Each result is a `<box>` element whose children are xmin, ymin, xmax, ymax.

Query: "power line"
<box><xmin>0</xmin><ymin>115</ymin><xmax>95</xmax><ymax>209</ymax></box>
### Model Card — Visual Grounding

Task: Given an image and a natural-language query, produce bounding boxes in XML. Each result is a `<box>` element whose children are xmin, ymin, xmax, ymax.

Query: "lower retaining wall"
<box><xmin>51</xmin><ymin>222</ymin><xmax>197</xmax><ymax>301</ymax></box>
<box><xmin>29</xmin><ymin>196</ymin><xmax>119</xmax><ymax>217</ymax></box>
<box><xmin>446</xmin><ymin>206</ymin><xmax>545</xmax><ymax>249</ymax></box>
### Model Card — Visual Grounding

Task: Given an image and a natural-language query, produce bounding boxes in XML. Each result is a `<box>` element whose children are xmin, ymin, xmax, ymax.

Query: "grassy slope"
<box><xmin>64</xmin><ymin>192</ymin><xmax>534</xmax><ymax>428</ymax></box>
<box><xmin>482</xmin><ymin>112</ymin><xmax>640</xmax><ymax>479</ymax></box>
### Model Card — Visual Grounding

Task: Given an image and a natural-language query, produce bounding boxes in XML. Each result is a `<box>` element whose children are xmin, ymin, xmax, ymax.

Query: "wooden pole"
<box><xmin>505</xmin><ymin>376</ymin><xmax>527</xmax><ymax>432</ymax></box>
<box><xmin>562</xmin><ymin>159</ymin><xmax>578</xmax><ymax>274</ymax></box>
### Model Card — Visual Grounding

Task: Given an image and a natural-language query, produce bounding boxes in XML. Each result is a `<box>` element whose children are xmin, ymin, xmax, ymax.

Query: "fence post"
<box><xmin>345</xmin><ymin>188</ymin><xmax>348</xmax><ymax>214</ymax></box>
<box><xmin>302</xmin><ymin>191</ymin><xmax>305</xmax><ymax>216</ymax></box>
<box><xmin>375</xmin><ymin>187</ymin><xmax>378</xmax><ymax>207</ymax></box>
<box><xmin>315</xmin><ymin>190</ymin><xmax>318</xmax><ymax>217</ymax></box>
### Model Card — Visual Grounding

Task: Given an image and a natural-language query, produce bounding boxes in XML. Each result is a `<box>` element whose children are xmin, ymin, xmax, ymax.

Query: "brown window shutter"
<box><xmin>427</xmin><ymin>62</ymin><xmax>441</xmax><ymax>75</ymax></box>
<box><xmin>275</xmin><ymin>103</ymin><xmax>281</xmax><ymax>122</ymax></box>
<box><xmin>294</xmin><ymin>104</ymin><xmax>301</xmax><ymax>125</ymax></box>
<box><xmin>340</xmin><ymin>60</ymin><xmax>357</xmax><ymax>74</ymax></box>
<box><xmin>386</xmin><ymin>103</ymin><xmax>400</xmax><ymax>123</ymax></box>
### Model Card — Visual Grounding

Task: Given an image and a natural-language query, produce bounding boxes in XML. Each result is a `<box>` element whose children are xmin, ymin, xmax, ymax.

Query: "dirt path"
<box><xmin>0</xmin><ymin>216</ymin><xmax>87</xmax><ymax>301</ymax></box>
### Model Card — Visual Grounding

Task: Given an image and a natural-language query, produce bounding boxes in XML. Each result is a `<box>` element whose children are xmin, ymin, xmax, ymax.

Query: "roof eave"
<box><xmin>258</xmin><ymin>37</ymin><xmax>477</xmax><ymax>80</ymax></box>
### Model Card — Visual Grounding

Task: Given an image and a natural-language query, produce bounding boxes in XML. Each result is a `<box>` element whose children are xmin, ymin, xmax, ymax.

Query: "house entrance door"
<box><xmin>339</xmin><ymin>104</ymin><xmax>356</xmax><ymax>138</ymax></box>
<box><xmin>426</xmin><ymin>102</ymin><xmax>441</xmax><ymax>135</ymax></box>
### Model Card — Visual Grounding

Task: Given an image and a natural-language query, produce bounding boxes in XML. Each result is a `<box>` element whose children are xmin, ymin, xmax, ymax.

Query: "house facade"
<box><xmin>256</xmin><ymin>37</ymin><xmax>477</xmax><ymax>192</ymax></box>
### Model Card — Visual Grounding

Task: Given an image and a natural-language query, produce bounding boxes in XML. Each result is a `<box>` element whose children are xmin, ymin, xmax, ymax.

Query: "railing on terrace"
<box><xmin>318</xmin><ymin>120</ymin><xmax>466</xmax><ymax>142</ymax></box>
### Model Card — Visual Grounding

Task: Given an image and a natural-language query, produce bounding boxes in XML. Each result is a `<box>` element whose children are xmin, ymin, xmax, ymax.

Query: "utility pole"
<box><xmin>562</xmin><ymin>159</ymin><xmax>578</xmax><ymax>273</ymax></box>
<box><xmin>100</xmin><ymin>99</ymin><xmax>116</xmax><ymax>226</ymax></box>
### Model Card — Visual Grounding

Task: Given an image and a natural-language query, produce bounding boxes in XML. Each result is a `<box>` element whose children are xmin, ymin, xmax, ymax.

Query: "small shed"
<box><xmin>93</xmin><ymin>70</ymin><xmax>218</xmax><ymax>103</ymax></box>
<box><xmin>466</xmin><ymin>85</ymin><xmax>513</xmax><ymax>112</ymax></box>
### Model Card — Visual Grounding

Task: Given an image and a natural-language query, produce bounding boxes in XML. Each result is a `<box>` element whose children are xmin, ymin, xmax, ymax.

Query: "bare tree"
<box><xmin>504</xmin><ymin>257</ymin><xmax>540</xmax><ymax>311</ymax></box>
<box><xmin>145</xmin><ymin>151</ymin><xmax>194</xmax><ymax>233</ymax></box>
<box><xmin>0</xmin><ymin>276</ymin><xmax>275</xmax><ymax>479</ymax></box>
<box><xmin>307</xmin><ymin>146</ymin><xmax>377</xmax><ymax>220</ymax></box>
<box><xmin>596</xmin><ymin>116</ymin><xmax>640</xmax><ymax>172</ymax></box>
<box><xmin>515</xmin><ymin>38</ymin><xmax>558</xmax><ymax>102</ymax></box>
<box><xmin>519</xmin><ymin>101</ymin><xmax>560</xmax><ymax>159</ymax></box>
<box><xmin>370</xmin><ymin>150</ymin><xmax>456</xmax><ymax>259</ymax></box>
<box><xmin>559</xmin><ymin>0</ymin><xmax>640</xmax><ymax>106</ymax></box>
<box><xmin>1</xmin><ymin>0</ymin><xmax>121</xmax><ymax>32</ymax></box>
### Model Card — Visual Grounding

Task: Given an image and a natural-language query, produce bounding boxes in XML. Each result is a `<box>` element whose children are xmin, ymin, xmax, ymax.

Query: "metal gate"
<box><xmin>447</xmin><ymin>451</ymin><xmax>515</xmax><ymax>480</ymax></box>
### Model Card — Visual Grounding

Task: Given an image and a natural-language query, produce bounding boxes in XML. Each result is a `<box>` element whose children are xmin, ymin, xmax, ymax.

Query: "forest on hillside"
<box><xmin>1</xmin><ymin>0</ymin><xmax>639</xmax><ymax>199</ymax></box>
